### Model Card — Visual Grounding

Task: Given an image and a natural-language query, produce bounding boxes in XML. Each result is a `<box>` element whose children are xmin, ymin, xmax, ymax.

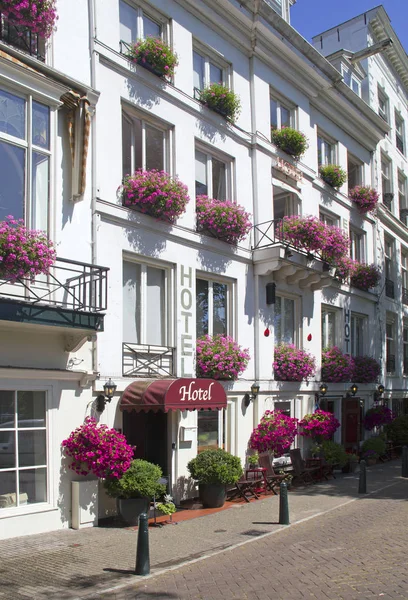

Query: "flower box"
<box><xmin>352</xmin><ymin>356</ymin><xmax>381</xmax><ymax>384</ymax></box>
<box><xmin>0</xmin><ymin>0</ymin><xmax>57</xmax><ymax>38</ymax></box>
<box><xmin>349</xmin><ymin>186</ymin><xmax>379</xmax><ymax>214</ymax></box>
<box><xmin>350</xmin><ymin>263</ymin><xmax>381</xmax><ymax>291</ymax></box>
<box><xmin>271</xmin><ymin>127</ymin><xmax>308</xmax><ymax>160</ymax></box>
<box><xmin>196</xmin><ymin>195</ymin><xmax>251</xmax><ymax>245</ymax></box>
<box><xmin>196</xmin><ymin>334</ymin><xmax>250</xmax><ymax>380</ymax></box>
<box><xmin>127</xmin><ymin>37</ymin><xmax>178</xmax><ymax>79</ymax></box>
<box><xmin>198</xmin><ymin>84</ymin><xmax>241</xmax><ymax>123</ymax></box>
<box><xmin>321</xmin><ymin>347</ymin><xmax>353</xmax><ymax>383</ymax></box>
<box><xmin>319</xmin><ymin>164</ymin><xmax>347</xmax><ymax>189</ymax></box>
<box><xmin>273</xmin><ymin>344</ymin><xmax>316</xmax><ymax>382</ymax></box>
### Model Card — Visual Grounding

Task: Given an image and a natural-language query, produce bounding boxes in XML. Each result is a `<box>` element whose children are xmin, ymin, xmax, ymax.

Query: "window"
<box><xmin>119</xmin><ymin>0</ymin><xmax>164</xmax><ymax>46</ymax></box>
<box><xmin>319</xmin><ymin>211</ymin><xmax>339</xmax><ymax>228</ymax></box>
<box><xmin>395</xmin><ymin>111</ymin><xmax>405</xmax><ymax>155</ymax></box>
<box><xmin>0</xmin><ymin>14</ymin><xmax>46</xmax><ymax>61</ymax></box>
<box><xmin>381</xmin><ymin>154</ymin><xmax>392</xmax><ymax>194</ymax></box>
<box><xmin>385</xmin><ymin>237</ymin><xmax>394</xmax><ymax>299</ymax></box>
<box><xmin>378</xmin><ymin>86</ymin><xmax>389</xmax><ymax>123</ymax></box>
<box><xmin>274</xmin><ymin>191</ymin><xmax>299</xmax><ymax>220</ymax></box>
<box><xmin>342</xmin><ymin>67</ymin><xmax>361</xmax><ymax>97</ymax></box>
<box><xmin>196</xmin><ymin>277</ymin><xmax>231</xmax><ymax>338</ymax></box>
<box><xmin>195</xmin><ymin>147</ymin><xmax>231</xmax><ymax>200</ymax></box>
<box><xmin>402</xmin><ymin>250</ymin><xmax>408</xmax><ymax>305</ymax></box>
<box><xmin>404</xmin><ymin>322</ymin><xmax>408</xmax><ymax>375</ymax></box>
<box><xmin>197</xmin><ymin>410</ymin><xmax>224</xmax><ymax>453</ymax></box>
<box><xmin>386</xmin><ymin>314</ymin><xmax>396</xmax><ymax>374</ymax></box>
<box><xmin>122</xmin><ymin>110</ymin><xmax>170</xmax><ymax>177</ymax></box>
<box><xmin>0</xmin><ymin>88</ymin><xmax>50</xmax><ymax>229</ymax></box>
<box><xmin>0</xmin><ymin>390</ymin><xmax>47</xmax><ymax>510</ymax></box>
<box><xmin>123</xmin><ymin>259</ymin><xmax>171</xmax><ymax>346</ymax></box>
<box><xmin>274</xmin><ymin>296</ymin><xmax>296</xmax><ymax>345</ymax></box>
<box><xmin>321</xmin><ymin>306</ymin><xmax>338</xmax><ymax>349</ymax></box>
<box><xmin>347</xmin><ymin>154</ymin><xmax>363</xmax><ymax>191</ymax></box>
<box><xmin>193</xmin><ymin>46</ymin><xmax>227</xmax><ymax>91</ymax></box>
<box><xmin>350</xmin><ymin>313</ymin><xmax>365</xmax><ymax>357</ymax></box>
<box><xmin>270</xmin><ymin>95</ymin><xmax>294</xmax><ymax>130</ymax></box>
<box><xmin>349</xmin><ymin>227</ymin><xmax>365</xmax><ymax>262</ymax></box>
<box><xmin>317</xmin><ymin>133</ymin><xmax>335</xmax><ymax>167</ymax></box>
<box><xmin>398</xmin><ymin>171</ymin><xmax>408</xmax><ymax>224</ymax></box>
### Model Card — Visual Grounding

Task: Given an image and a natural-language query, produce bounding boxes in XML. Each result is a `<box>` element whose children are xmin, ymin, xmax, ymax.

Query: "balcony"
<box><xmin>0</xmin><ymin>15</ymin><xmax>45</xmax><ymax>61</ymax></box>
<box><xmin>386</xmin><ymin>355</ymin><xmax>396</xmax><ymax>374</ymax></box>
<box><xmin>123</xmin><ymin>343</ymin><xmax>176</xmax><ymax>378</ymax></box>
<box><xmin>252</xmin><ymin>220</ymin><xmax>335</xmax><ymax>291</ymax></box>
<box><xmin>0</xmin><ymin>257</ymin><xmax>108</xmax><ymax>350</ymax></box>
<box><xmin>382</xmin><ymin>193</ymin><xmax>394</xmax><ymax>210</ymax></box>
<box><xmin>385</xmin><ymin>278</ymin><xmax>395</xmax><ymax>299</ymax></box>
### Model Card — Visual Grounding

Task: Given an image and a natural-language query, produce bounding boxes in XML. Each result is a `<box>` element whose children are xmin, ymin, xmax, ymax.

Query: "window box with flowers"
<box><xmin>352</xmin><ymin>355</ymin><xmax>381</xmax><ymax>384</ymax></box>
<box><xmin>299</xmin><ymin>410</ymin><xmax>340</xmax><ymax>443</ymax></box>
<box><xmin>198</xmin><ymin>83</ymin><xmax>241</xmax><ymax>123</ymax></box>
<box><xmin>271</xmin><ymin>127</ymin><xmax>308</xmax><ymax>160</ymax></box>
<box><xmin>196</xmin><ymin>195</ymin><xmax>251</xmax><ymax>245</ymax></box>
<box><xmin>0</xmin><ymin>0</ymin><xmax>57</xmax><ymax>39</ymax></box>
<box><xmin>319</xmin><ymin>164</ymin><xmax>347</xmax><ymax>189</ymax></box>
<box><xmin>249</xmin><ymin>410</ymin><xmax>298</xmax><ymax>456</ymax></box>
<box><xmin>321</xmin><ymin>347</ymin><xmax>353</xmax><ymax>383</ymax></box>
<box><xmin>350</xmin><ymin>263</ymin><xmax>381</xmax><ymax>291</ymax></box>
<box><xmin>196</xmin><ymin>334</ymin><xmax>250</xmax><ymax>380</ymax></box>
<box><xmin>127</xmin><ymin>37</ymin><xmax>178</xmax><ymax>79</ymax></box>
<box><xmin>121</xmin><ymin>169</ymin><xmax>190</xmax><ymax>223</ymax></box>
<box><xmin>349</xmin><ymin>186</ymin><xmax>379</xmax><ymax>214</ymax></box>
<box><xmin>0</xmin><ymin>216</ymin><xmax>56</xmax><ymax>281</ymax></box>
<box><xmin>273</xmin><ymin>344</ymin><xmax>316</xmax><ymax>382</ymax></box>
<box><xmin>363</xmin><ymin>405</ymin><xmax>394</xmax><ymax>431</ymax></box>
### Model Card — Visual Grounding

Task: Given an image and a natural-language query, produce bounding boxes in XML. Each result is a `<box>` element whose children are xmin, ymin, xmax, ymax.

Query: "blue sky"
<box><xmin>291</xmin><ymin>1</ymin><xmax>408</xmax><ymax>53</ymax></box>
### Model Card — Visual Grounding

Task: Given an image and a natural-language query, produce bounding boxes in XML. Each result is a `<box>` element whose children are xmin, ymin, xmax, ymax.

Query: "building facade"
<box><xmin>0</xmin><ymin>0</ymin><xmax>401</xmax><ymax>539</ymax></box>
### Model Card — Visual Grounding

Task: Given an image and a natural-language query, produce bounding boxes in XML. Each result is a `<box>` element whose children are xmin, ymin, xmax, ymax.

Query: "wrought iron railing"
<box><xmin>251</xmin><ymin>219</ymin><xmax>286</xmax><ymax>250</ymax></box>
<box><xmin>385</xmin><ymin>278</ymin><xmax>395</xmax><ymax>299</ymax></box>
<box><xmin>0</xmin><ymin>14</ymin><xmax>45</xmax><ymax>61</ymax></box>
<box><xmin>386</xmin><ymin>355</ymin><xmax>396</xmax><ymax>373</ymax></box>
<box><xmin>123</xmin><ymin>342</ymin><xmax>176</xmax><ymax>377</ymax></box>
<box><xmin>0</xmin><ymin>257</ymin><xmax>108</xmax><ymax>312</ymax></box>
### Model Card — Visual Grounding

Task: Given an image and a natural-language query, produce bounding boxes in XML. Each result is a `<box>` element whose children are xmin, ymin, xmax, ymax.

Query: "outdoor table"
<box><xmin>245</xmin><ymin>467</ymin><xmax>268</xmax><ymax>494</ymax></box>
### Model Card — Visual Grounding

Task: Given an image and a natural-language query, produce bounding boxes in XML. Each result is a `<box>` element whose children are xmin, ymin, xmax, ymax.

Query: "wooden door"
<box><xmin>342</xmin><ymin>398</ymin><xmax>361</xmax><ymax>451</ymax></box>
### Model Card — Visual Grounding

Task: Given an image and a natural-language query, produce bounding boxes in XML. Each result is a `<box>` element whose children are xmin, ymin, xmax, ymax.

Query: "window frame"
<box><xmin>347</xmin><ymin>153</ymin><xmax>363</xmax><ymax>191</ymax></box>
<box><xmin>270</xmin><ymin>91</ymin><xmax>296</xmax><ymax>131</ymax></box>
<box><xmin>319</xmin><ymin>210</ymin><xmax>340</xmax><ymax>228</ymax></box>
<box><xmin>119</xmin><ymin>0</ymin><xmax>169</xmax><ymax>49</ymax></box>
<box><xmin>403</xmin><ymin>320</ymin><xmax>408</xmax><ymax>376</ymax></box>
<box><xmin>195</xmin><ymin>143</ymin><xmax>233</xmax><ymax>201</ymax></box>
<box><xmin>350</xmin><ymin>312</ymin><xmax>366</xmax><ymax>357</ymax></box>
<box><xmin>192</xmin><ymin>41</ymin><xmax>230</xmax><ymax>93</ymax></box>
<box><xmin>395</xmin><ymin>110</ymin><xmax>405</xmax><ymax>155</ymax></box>
<box><xmin>386</xmin><ymin>313</ymin><xmax>396</xmax><ymax>375</ymax></box>
<box><xmin>195</xmin><ymin>274</ymin><xmax>234</xmax><ymax>339</ymax></box>
<box><xmin>384</xmin><ymin>237</ymin><xmax>394</xmax><ymax>282</ymax></box>
<box><xmin>274</xmin><ymin>190</ymin><xmax>299</xmax><ymax>221</ymax></box>
<box><xmin>317</xmin><ymin>132</ymin><xmax>336</xmax><ymax>167</ymax></box>
<box><xmin>398</xmin><ymin>170</ymin><xmax>407</xmax><ymax>210</ymax></box>
<box><xmin>378</xmin><ymin>86</ymin><xmax>389</xmax><ymax>123</ymax></box>
<box><xmin>402</xmin><ymin>249</ymin><xmax>408</xmax><ymax>292</ymax></box>
<box><xmin>349</xmin><ymin>226</ymin><xmax>366</xmax><ymax>262</ymax></box>
<box><xmin>321</xmin><ymin>305</ymin><xmax>340</xmax><ymax>350</ymax></box>
<box><xmin>381</xmin><ymin>153</ymin><xmax>393</xmax><ymax>195</ymax></box>
<box><xmin>274</xmin><ymin>294</ymin><xmax>299</xmax><ymax>347</ymax></box>
<box><xmin>197</xmin><ymin>409</ymin><xmax>225</xmax><ymax>454</ymax></box>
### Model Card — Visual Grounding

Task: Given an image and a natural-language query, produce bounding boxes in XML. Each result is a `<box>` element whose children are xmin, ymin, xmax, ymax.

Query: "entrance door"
<box><xmin>123</xmin><ymin>410</ymin><xmax>168</xmax><ymax>475</ymax></box>
<box><xmin>342</xmin><ymin>398</ymin><xmax>362</xmax><ymax>451</ymax></box>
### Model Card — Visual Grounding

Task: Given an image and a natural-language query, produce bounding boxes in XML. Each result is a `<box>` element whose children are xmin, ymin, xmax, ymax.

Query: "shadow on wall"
<box><xmin>126</xmin><ymin>69</ymin><xmax>164</xmax><ymax>109</ymax></box>
<box><xmin>197</xmin><ymin>246</ymin><xmax>233</xmax><ymax>274</ymax></box>
<box><xmin>196</xmin><ymin>117</ymin><xmax>227</xmax><ymax>144</ymax></box>
<box><xmin>59</xmin><ymin>107</ymin><xmax>74</xmax><ymax>229</ymax></box>
<box><xmin>174</xmin><ymin>475</ymin><xmax>197</xmax><ymax>502</ymax></box>
<box><xmin>124</xmin><ymin>210</ymin><xmax>167</xmax><ymax>257</ymax></box>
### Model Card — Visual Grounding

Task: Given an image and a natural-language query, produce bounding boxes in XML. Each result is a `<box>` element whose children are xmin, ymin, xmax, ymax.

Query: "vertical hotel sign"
<box><xmin>180</xmin><ymin>265</ymin><xmax>193</xmax><ymax>377</ymax></box>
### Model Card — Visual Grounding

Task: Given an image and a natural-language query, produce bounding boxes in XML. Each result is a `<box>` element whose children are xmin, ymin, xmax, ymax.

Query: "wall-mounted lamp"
<box><xmin>314</xmin><ymin>383</ymin><xmax>328</xmax><ymax>410</ymax></box>
<box><xmin>374</xmin><ymin>384</ymin><xmax>385</xmax><ymax>403</ymax></box>
<box><xmin>319</xmin><ymin>383</ymin><xmax>328</xmax><ymax>396</ymax></box>
<box><xmin>348</xmin><ymin>383</ymin><xmax>358</xmax><ymax>397</ymax></box>
<box><xmin>96</xmin><ymin>378</ymin><xmax>117</xmax><ymax>412</ymax></box>
<box><xmin>244</xmin><ymin>382</ymin><xmax>260</xmax><ymax>408</ymax></box>
<box><xmin>266</xmin><ymin>282</ymin><xmax>276</xmax><ymax>305</ymax></box>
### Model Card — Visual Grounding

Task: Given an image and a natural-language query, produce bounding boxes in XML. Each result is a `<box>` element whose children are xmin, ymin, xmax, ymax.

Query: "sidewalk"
<box><xmin>0</xmin><ymin>461</ymin><xmax>404</xmax><ymax>600</ymax></box>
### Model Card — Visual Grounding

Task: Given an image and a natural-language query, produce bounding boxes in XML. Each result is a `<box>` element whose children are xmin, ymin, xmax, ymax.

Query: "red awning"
<box><xmin>120</xmin><ymin>378</ymin><xmax>227</xmax><ymax>413</ymax></box>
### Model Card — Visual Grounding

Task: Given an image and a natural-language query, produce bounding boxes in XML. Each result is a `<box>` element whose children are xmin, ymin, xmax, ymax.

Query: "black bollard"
<box><xmin>135</xmin><ymin>513</ymin><xmax>150</xmax><ymax>576</ymax></box>
<box><xmin>358</xmin><ymin>459</ymin><xmax>367</xmax><ymax>494</ymax></box>
<box><xmin>279</xmin><ymin>482</ymin><xmax>290</xmax><ymax>525</ymax></box>
<box><xmin>402</xmin><ymin>446</ymin><xmax>408</xmax><ymax>478</ymax></box>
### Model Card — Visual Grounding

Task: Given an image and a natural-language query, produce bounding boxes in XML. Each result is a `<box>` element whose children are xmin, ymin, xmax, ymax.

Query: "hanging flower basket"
<box><xmin>0</xmin><ymin>0</ymin><xmax>57</xmax><ymax>38</ymax></box>
<box><xmin>249</xmin><ymin>410</ymin><xmax>298</xmax><ymax>455</ymax></box>
<box><xmin>349</xmin><ymin>186</ymin><xmax>379</xmax><ymax>214</ymax></box>
<box><xmin>198</xmin><ymin>83</ymin><xmax>241</xmax><ymax>123</ymax></box>
<box><xmin>121</xmin><ymin>169</ymin><xmax>190</xmax><ymax>223</ymax></box>
<box><xmin>352</xmin><ymin>356</ymin><xmax>381</xmax><ymax>384</ymax></box>
<box><xmin>196</xmin><ymin>195</ymin><xmax>251</xmax><ymax>245</ymax></box>
<box><xmin>271</xmin><ymin>127</ymin><xmax>308</xmax><ymax>160</ymax></box>
<box><xmin>127</xmin><ymin>37</ymin><xmax>178</xmax><ymax>79</ymax></box>
<box><xmin>62</xmin><ymin>417</ymin><xmax>134</xmax><ymax>479</ymax></box>
<box><xmin>273</xmin><ymin>344</ymin><xmax>316</xmax><ymax>382</ymax></box>
<box><xmin>0</xmin><ymin>216</ymin><xmax>56</xmax><ymax>281</ymax></box>
<box><xmin>363</xmin><ymin>406</ymin><xmax>394</xmax><ymax>431</ymax></box>
<box><xmin>196</xmin><ymin>334</ymin><xmax>250</xmax><ymax>380</ymax></box>
<box><xmin>350</xmin><ymin>263</ymin><xmax>381</xmax><ymax>291</ymax></box>
<box><xmin>321</xmin><ymin>347</ymin><xmax>353</xmax><ymax>383</ymax></box>
<box><xmin>319</xmin><ymin>164</ymin><xmax>347</xmax><ymax>189</ymax></box>
<box><xmin>320</xmin><ymin>225</ymin><xmax>350</xmax><ymax>265</ymax></box>
<box><xmin>281</xmin><ymin>215</ymin><xmax>326</xmax><ymax>253</ymax></box>
<box><xmin>299</xmin><ymin>410</ymin><xmax>340</xmax><ymax>442</ymax></box>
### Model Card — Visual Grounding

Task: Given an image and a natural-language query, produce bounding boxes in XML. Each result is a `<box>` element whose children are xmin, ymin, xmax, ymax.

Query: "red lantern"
<box><xmin>264</xmin><ymin>328</ymin><xmax>270</xmax><ymax>337</ymax></box>
<box><xmin>307</xmin><ymin>333</ymin><xmax>312</xmax><ymax>341</ymax></box>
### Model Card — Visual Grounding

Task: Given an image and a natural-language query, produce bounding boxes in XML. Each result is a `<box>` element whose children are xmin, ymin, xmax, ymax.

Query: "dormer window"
<box><xmin>341</xmin><ymin>65</ymin><xmax>361</xmax><ymax>97</ymax></box>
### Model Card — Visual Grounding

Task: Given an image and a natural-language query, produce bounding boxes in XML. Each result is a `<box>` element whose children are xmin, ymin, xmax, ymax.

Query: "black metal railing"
<box><xmin>123</xmin><ymin>342</ymin><xmax>176</xmax><ymax>378</ymax></box>
<box><xmin>251</xmin><ymin>219</ymin><xmax>285</xmax><ymax>250</ymax></box>
<box><xmin>403</xmin><ymin>287</ymin><xmax>408</xmax><ymax>306</ymax></box>
<box><xmin>386</xmin><ymin>355</ymin><xmax>396</xmax><ymax>373</ymax></box>
<box><xmin>383</xmin><ymin>193</ymin><xmax>394</xmax><ymax>210</ymax></box>
<box><xmin>0</xmin><ymin>257</ymin><xmax>108</xmax><ymax>312</ymax></box>
<box><xmin>385</xmin><ymin>278</ymin><xmax>395</xmax><ymax>299</ymax></box>
<box><xmin>0</xmin><ymin>14</ymin><xmax>45</xmax><ymax>61</ymax></box>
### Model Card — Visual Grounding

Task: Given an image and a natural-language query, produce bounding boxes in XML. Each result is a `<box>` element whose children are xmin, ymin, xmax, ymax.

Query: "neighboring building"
<box><xmin>312</xmin><ymin>5</ymin><xmax>408</xmax><ymax>420</ymax></box>
<box><xmin>0</xmin><ymin>0</ymin><xmax>396</xmax><ymax>539</ymax></box>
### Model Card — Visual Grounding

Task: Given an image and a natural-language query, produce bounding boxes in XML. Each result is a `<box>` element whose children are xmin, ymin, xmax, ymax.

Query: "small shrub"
<box><xmin>198</xmin><ymin>83</ymin><xmax>241</xmax><ymax>123</ymax></box>
<box><xmin>361</xmin><ymin>436</ymin><xmax>386</xmax><ymax>459</ymax></box>
<box><xmin>196</xmin><ymin>334</ymin><xmax>250</xmax><ymax>380</ymax></box>
<box><xmin>196</xmin><ymin>195</ymin><xmax>251</xmax><ymax>245</ymax></box>
<box><xmin>321</xmin><ymin>441</ymin><xmax>348</xmax><ymax>467</ymax></box>
<box><xmin>321</xmin><ymin>347</ymin><xmax>353</xmax><ymax>383</ymax></box>
<box><xmin>127</xmin><ymin>37</ymin><xmax>178</xmax><ymax>79</ymax></box>
<box><xmin>271</xmin><ymin>127</ymin><xmax>308</xmax><ymax>159</ymax></box>
<box><xmin>187</xmin><ymin>448</ymin><xmax>242</xmax><ymax>485</ymax></box>
<box><xmin>104</xmin><ymin>459</ymin><xmax>166</xmax><ymax>499</ymax></box>
<box><xmin>319</xmin><ymin>164</ymin><xmax>347</xmax><ymax>189</ymax></box>
<box><xmin>349</xmin><ymin>186</ymin><xmax>379</xmax><ymax>214</ymax></box>
<box><xmin>384</xmin><ymin>415</ymin><xmax>408</xmax><ymax>446</ymax></box>
<box><xmin>273</xmin><ymin>344</ymin><xmax>316</xmax><ymax>381</ymax></box>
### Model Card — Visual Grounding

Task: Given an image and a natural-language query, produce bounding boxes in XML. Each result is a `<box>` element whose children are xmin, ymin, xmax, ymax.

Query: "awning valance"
<box><xmin>120</xmin><ymin>378</ymin><xmax>227</xmax><ymax>413</ymax></box>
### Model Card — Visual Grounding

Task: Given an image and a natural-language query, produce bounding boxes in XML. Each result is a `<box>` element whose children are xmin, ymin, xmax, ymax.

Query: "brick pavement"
<box><xmin>0</xmin><ymin>462</ymin><xmax>405</xmax><ymax>600</ymax></box>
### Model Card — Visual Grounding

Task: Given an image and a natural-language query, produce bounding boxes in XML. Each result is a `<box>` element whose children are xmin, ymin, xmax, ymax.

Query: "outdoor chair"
<box><xmin>258</xmin><ymin>453</ymin><xmax>287</xmax><ymax>494</ymax></box>
<box><xmin>306</xmin><ymin>457</ymin><xmax>335</xmax><ymax>480</ymax></box>
<box><xmin>289</xmin><ymin>449</ymin><xmax>321</xmax><ymax>485</ymax></box>
<box><xmin>227</xmin><ymin>475</ymin><xmax>263</xmax><ymax>503</ymax></box>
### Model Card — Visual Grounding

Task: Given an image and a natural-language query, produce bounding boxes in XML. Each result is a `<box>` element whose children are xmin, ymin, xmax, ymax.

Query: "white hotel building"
<box><xmin>0</xmin><ymin>0</ymin><xmax>403</xmax><ymax>539</ymax></box>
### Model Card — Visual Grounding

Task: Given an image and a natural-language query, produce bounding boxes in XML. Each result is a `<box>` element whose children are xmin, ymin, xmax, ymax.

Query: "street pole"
<box><xmin>358</xmin><ymin>459</ymin><xmax>367</xmax><ymax>494</ymax></box>
<box><xmin>279</xmin><ymin>482</ymin><xmax>290</xmax><ymax>525</ymax></box>
<box><xmin>402</xmin><ymin>446</ymin><xmax>408</xmax><ymax>478</ymax></box>
<box><xmin>135</xmin><ymin>513</ymin><xmax>150</xmax><ymax>576</ymax></box>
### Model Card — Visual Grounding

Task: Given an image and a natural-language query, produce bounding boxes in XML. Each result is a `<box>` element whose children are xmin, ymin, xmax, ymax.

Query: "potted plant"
<box><xmin>319</xmin><ymin>164</ymin><xmax>347</xmax><ymax>189</ymax></box>
<box><xmin>352</xmin><ymin>355</ymin><xmax>381</xmax><ymax>384</ymax></box>
<box><xmin>0</xmin><ymin>216</ymin><xmax>56</xmax><ymax>281</ymax></box>
<box><xmin>320</xmin><ymin>440</ymin><xmax>348</xmax><ymax>468</ymax></box>
<box><xmin>198</xmin><ymin>83</ymin><xmax>241</xmax><ymax>123</ymax></box>
<box><xmin>363</xmin><ymin>405</ymin><xmax>394</xmax><ymax>431</ymax></box>
<box><xmin>104</xmin><ymin>459</ymin><xmax>166</xmax><ymax>525</ymax></box>
<box><xmin>361</xmin><ymin>449</ymin><xmax>378</xmax><ymax>465</ymax></box>
<box><xmin>361</xmin><ymin>436</ymin><xmax>386</xmax><ymax>466</ymax></box>
<box><xmin>273</xmin><ymin>344</ymin><xmax>316</xmax><ymax>382</ymax></box>
<box><xmin>349</xmin><ymin>185</ymin><xmax>379</xmax><ymax>214</ymax></box>
<box><xmin>196</xmin><ymin>195</ymin><xmax>252</xmax><ymax>245</ymax></box>
<box><xmin>0</xmin><ymin>0</ymin><xmax>57</xmax><ymax>38</ymax></box>
<box><xmin>247</xmin><ymin>452</ymin><xmax>259</xmax><ymax>469</ymax></box>
<box><xmin>342</xmin><ymin>453</ymin><xmax>359</xmax><ymax>473</ymax></box>
<box><xmin>249</xmin><ymin>410</ymin><xmax>298</xmax><ymax>456</ymax></box>
<box><xmin>187</xmin><ymin>448</ymin><xmax>242</xmax><ymax>508</ymax></box>
<box><xmin>127</xmin><ymin>37</ymin><xmax>178</xmax><ymax>79</ymax></box>
<box><xmin>195</xmin><ymin>334</ymin><xmax>250</xmax><ymax>380</ymax></box>
<box><xmin>350</xmin><ymin>263</ymin><xmax>381</xmax><ymax>291</ymax></box>
<box><xmin>271</xmin><ymin>127</ymin><xmax>308</xmax><ymax>160</ymax></box>
<box><xmin>299</xmin><ymin>410</ymin><xmax>340</xmax><ymax>443</ymax></box>
<box><xmin>156</xmin><ymin>494</ymin><xmax>177</xmax><ymax>522</ymax></box>
<box><xmin>121</xmin><ymin>169</ymin><xmax>190</xmax><ymax>223</ymax></box>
